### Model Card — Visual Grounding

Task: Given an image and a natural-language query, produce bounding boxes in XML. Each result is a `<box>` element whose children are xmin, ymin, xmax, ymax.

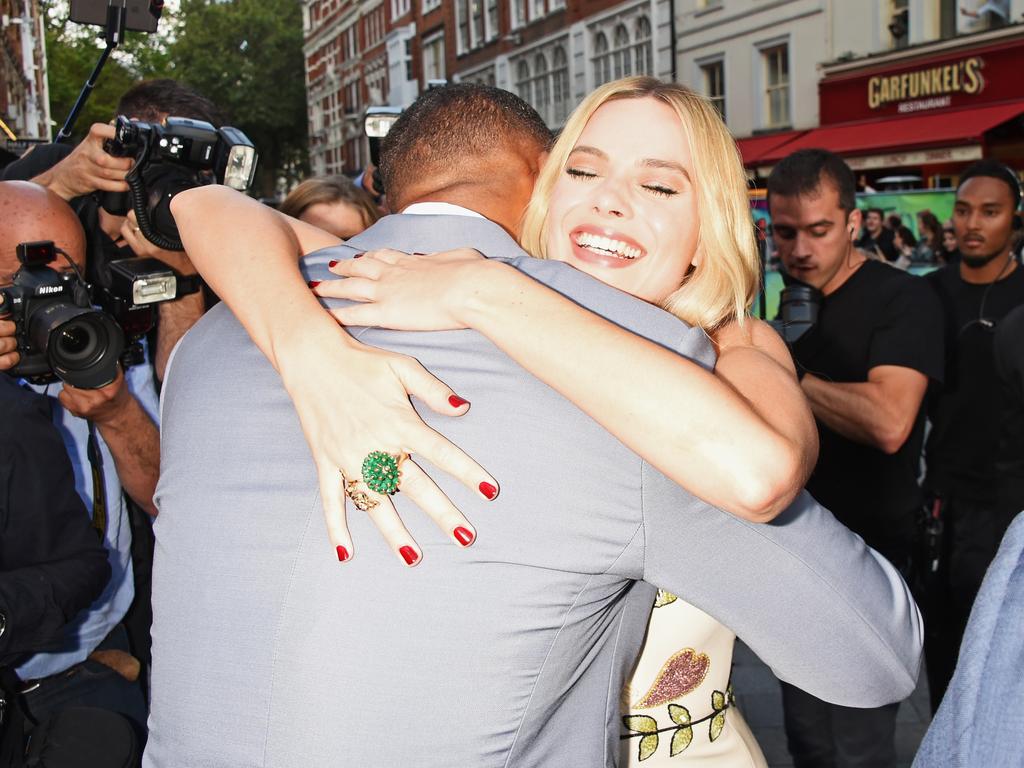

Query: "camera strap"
<box><xmin>86</xmin><ymin>421</ymin><xmax>108</xmax><ymax>537</ymax></box>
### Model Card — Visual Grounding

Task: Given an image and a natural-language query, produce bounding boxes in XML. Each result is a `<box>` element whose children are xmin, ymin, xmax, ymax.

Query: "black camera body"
<box><xmin>770</xmin><ymin>283</ymin><xmax>823</xmax><ymax>345</ymax></box>
<box><xmin>0</xmin><ymin>242</ymin><xmax>124</xmax><ymax>388</ymax></box>
<box><xmin>101</xmin><ymin>115</ymin><xmax>258</xmax><ymax>251</ymax></box>
<box><xmin>0</xmin><ymin>242</ymin><xmax>179</xmax><ymax>388</ymax></box>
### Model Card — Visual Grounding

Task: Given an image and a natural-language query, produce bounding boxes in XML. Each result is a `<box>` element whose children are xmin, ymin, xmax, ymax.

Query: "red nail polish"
<box><xmin>336</xmin><ymin>545</ymin><xmax>349</xmax><ymax>562</ymax></box>
<box><xmin>479</xmin><ymin>481</ymin><xmax>498</xmax><ymax>500</ymax></box>
<box><xmin>400</xmin><ymin>545</ymin><xmax>419</xmax><ymax>565</ymax></box>
<box><xmin>454</xmin><ymin>526</ymin><xmax>474</xmax><ymax>546</ymax></box>
<box><xmin>449</xmin><ymin>394</ymin><xmax>468</xmax><ymax>408</ymax></box>
<box><xmin>412</xmin><ymin>252</ymin><xmax>428</xmax><ymax>256</ymax></box>
<box><xmin>328</xmin><ymin>259</ymin><xmax>338</xmax><ymax>268</ymax></box>
<box><xmin>308</xmin><ymin>280</ymin><xmax>321</xmax><ymax>288</ymax></box>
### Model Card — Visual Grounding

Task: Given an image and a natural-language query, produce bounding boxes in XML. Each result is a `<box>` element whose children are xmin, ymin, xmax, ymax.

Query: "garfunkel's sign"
<box><xmin>819</xmin><ymin>35</ymin><xmax>1023</xmax><ymax>124</ymax></box>
<box><xmin>867</xmin><ymin>56</ymin><xmax>985</xmax><ymax>110</ymax></box>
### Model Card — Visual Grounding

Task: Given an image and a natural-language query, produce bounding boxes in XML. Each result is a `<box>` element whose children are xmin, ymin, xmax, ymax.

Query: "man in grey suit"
<box><xmin>146</xmin><ymin>85</ymin><xmax>921</xmax><ymax>767</ymax></box>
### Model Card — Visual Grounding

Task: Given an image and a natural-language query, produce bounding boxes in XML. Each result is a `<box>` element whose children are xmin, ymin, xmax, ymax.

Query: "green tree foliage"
<box><xmin>44</xmin><ymin>2</ymin><xmax>172</xmax><ymax>141</ymax></box>
<box><xmin>43</xmin><ymin>0</ymin><xmax>307</xmax><ymax>194</ymax></box>
<box><xmin>168</xmin><ymin>0</ymin><xmax>309</xmax><ymax>195</ymax></box>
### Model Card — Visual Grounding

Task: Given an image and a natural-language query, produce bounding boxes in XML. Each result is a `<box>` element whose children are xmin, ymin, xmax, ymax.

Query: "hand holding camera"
<box><xmin>36</xmin><ymin>123</ymin><xmax>133</xmax><ymax>202</ymax></box>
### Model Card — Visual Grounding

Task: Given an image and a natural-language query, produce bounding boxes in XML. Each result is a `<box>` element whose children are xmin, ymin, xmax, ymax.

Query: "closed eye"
<box><xmin>565</xmin><ymin>167</ymin><xmax>597</xmax><ymax>180</ymax></box>
<box><xmin>643</xmin><ymin>183</ymin><xmax>677</xmax><ymax>198</ymax></box>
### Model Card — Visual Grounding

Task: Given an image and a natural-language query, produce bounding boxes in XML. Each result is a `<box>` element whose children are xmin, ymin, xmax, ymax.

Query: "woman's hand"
<box><xmin>276</xmin><ymin>325</ymin><xmax>499</xmax><ymax>567</ymax></box>
<box><xmin>314</xmin><ymin>248</ymin><xmax>490</xmax><ymax>330</ymax></box>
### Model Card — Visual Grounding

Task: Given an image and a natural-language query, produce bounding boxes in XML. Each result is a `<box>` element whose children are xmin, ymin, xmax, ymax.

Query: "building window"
<box><xmin>613</xmin><ymin>24</ymin><xmax>630</xmax><ymax>79</ymax></box>
<box><xmin>423</xmin><ymin>0</ymin><xmax>441</xmax><ymax>12</ymax></box>
<box><xmin>486</xmin><ymin>0</ymin><xmax>499</xmax><ymax>41</ymax></box>
<box><xmin>762</xmin><ymin>44</ymin><xmax>789</xmax><ymax>128</ymax></box>
<box><xmin>422</xmin><ymin>34</ymin><xmax>445</xmax><ymax>83</ymax></box>
<box><xmin>456</xmin><ymin>0</ymin><xmax>470</xmax><ymax>53</ymax></box>
<box><xmin>534</xmin><ymin>53</ymin><xmax>551</xmax><ymax>123</ymax></box>
<box><xmin>472</xmin><ymin>0</ymin><xmax>486</xmax><ymax>46</ymax></box>
<box><xmin>634</xmin><ymin>16</ymin><xmax>652</xmax><ymax>75</ymax></box>
<box><xmin>392</xmin><ymin>0</ymin><xmax>410</xmax><ymax>18</ymax></box>
<box><xmin>550</xmin><ymin>0</ymin><xmax>565</xmax><ymax>9</ymax></box>
<box><xmin>530</xmin><ymin>0</ymin><xmax>544</xmax><ymax>21</ymax></box>
<box><xmin>552</xmin><ymin>45</ymin><xmax>570</xmax><ymax>123</ymax></box>
<box><xmin>342</xmin><ymin>25</ymin><xmax>358</xmax><ymax>61</ymax></box>
<box><xmin>888</xmin><ymin>0</ymin><xmax>909</xmax><ymax>48</ymax></box>
<box><xmin>701</xmin><ymin>59</ymin><xmax>725</xmax><ymax>121</ymax></box>
<box><xmin>516</xmin><ymin>60</ymin><xmax>532</xmax><ymax>103</ymax></box>
<box><xmin>511</xmin><ymin>0</ymin><xmax>526</xmax><ymax>28</ymax></box>
<box><xmin>593</xmin><ymin>32</ymin><xmax>611</xmax><ymax>87</ymax></box>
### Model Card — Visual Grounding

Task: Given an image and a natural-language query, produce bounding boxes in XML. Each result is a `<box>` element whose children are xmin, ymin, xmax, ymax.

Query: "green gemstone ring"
<box><xmin>361</xmin><ymin>451</ymin><xmax>404</xmax><ymax>495</ymax></box>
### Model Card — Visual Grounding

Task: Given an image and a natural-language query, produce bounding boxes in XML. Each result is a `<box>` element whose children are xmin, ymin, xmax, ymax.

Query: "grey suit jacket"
<box><xmin>146</xmin><ymin>214</ymin><xmax>921</xmax><ymax>767</ymax></box>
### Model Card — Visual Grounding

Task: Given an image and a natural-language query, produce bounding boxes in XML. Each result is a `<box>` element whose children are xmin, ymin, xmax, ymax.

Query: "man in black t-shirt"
<box><xmin>856</xmin><ymin>206</ymin><xmax>899</xmax><ymax>262</ymax></box>
<box><xmin>768</xmin><ymin>149</ymin><xmax>944</xmax><ymax>768</ymax></box>
<box><xmin>921</xmin><ymin>160</ymin><xmax>1024</xmax><ymax>714</ymax></box>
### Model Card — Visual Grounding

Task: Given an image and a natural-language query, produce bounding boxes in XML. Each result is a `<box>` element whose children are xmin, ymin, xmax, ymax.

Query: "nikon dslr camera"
<box><xmin>0</xmin><ymin>241</ymin><xmax>180</xmax><ymax>388</ymax></box>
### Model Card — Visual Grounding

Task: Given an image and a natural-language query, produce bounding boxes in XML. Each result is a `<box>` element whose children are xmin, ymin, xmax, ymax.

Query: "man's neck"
<box><xmin>822</xmin><ymin>248</ymin><xmax>868</xmax><ymax>297</ymax></box>
<box><xmin>959</xmin><ymin>250</ymin><xmax>1018</xmax><ymax>285</ymax></box>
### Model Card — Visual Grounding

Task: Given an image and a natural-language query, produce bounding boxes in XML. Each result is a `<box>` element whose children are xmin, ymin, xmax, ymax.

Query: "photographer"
<box><xmin>2</xmin><ymin>79</ymin><xmax>224</xmax><ymax>382</ymax></box>
<box><xmin>0</xmin><ymin>181</ymin><xmax>154</xmax><ymax>736</ymax></box>
<box><xmin>767</xmin><ymin>149</ymin><xmax>943</xmax><ymax>768</ymax></box>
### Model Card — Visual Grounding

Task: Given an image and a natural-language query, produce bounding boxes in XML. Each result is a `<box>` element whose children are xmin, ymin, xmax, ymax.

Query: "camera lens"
<box><xmin>55</xmin><ymin>322</ymin><xmax>99</xmax><ymax>361</ymax></box>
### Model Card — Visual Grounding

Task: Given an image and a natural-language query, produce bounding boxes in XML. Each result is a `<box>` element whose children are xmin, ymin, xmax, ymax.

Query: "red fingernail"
<box><xmin>479</xmin><ymin>482</ymin><xmax>498</xmax><ymax>500</ymax></box>
<box><xmin>449</xmin><ymin>394</ymin><xmax>469</xmax><ymax>408</ymax></box>
<box><xmin>308</xmin><ymin>280</ymin><xmax>320</xmax><ymax>288</ymax></box>
<box><xmin>454</xmin><ymin>526</ymin><xmax>475</xmax><ymax>546</ymax></box>
<box><xmin>336</xmin><ymin>545</ymin><xmax>349</xmax><ymax>562</ymax></box>
<box><xmin>328</xmin><ymin>259</ymin><xmax>338</xmax><ymax>268</ymax></box>
<box><xmin>412</xmin><ymin>252</ymin><xmax>427</xmax><ymax>256</ymax></box>
<box><xmin>400</xmin><ymin>545</ymin><xmax>419</xmax><ymax>565</ymax></box>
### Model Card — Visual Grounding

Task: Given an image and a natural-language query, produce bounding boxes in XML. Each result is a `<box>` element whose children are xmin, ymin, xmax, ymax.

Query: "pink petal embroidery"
<box><xmin>634</xmin><ymin>648</ymin><xmax>711</xmax><ymax>709</ymax></box>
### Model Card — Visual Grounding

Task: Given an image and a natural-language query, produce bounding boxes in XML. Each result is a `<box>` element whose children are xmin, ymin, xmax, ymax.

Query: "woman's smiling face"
<box><xmin>544</xmin><ymin>97</ymin><xmax>701</xmax><ymax>304</ymax></box>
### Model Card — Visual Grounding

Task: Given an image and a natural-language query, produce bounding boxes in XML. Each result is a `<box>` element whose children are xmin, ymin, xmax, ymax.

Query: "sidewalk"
<box><xmin>731</xmin><ymin>641</ymin><xmax>932</xmax><ymax>767</ymax></box>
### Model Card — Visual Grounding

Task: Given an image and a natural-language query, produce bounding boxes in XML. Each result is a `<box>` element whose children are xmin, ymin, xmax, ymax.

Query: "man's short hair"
<box><xmin>866</xmin><ymin>207</ymin><xmax>885</xmax><ymax>220</ymax></box>
<box><xmin>958</xmin><ymin>159</ymin><xmax>1022</xmax><ymax>210</ymax></box>
<box><xmin>379</xmin><ymin>83</ymin><xmax>552</xmax><ymax>199</ymax></box>
<box><xmin>116</xmin><ymin>79</ymin><xmax>225</xmax><ymax>126</ymax></box>
<box><xmin>767</xmin><ymin>148</ymin><xmax>857</xmax><ymax>213</ymax></box>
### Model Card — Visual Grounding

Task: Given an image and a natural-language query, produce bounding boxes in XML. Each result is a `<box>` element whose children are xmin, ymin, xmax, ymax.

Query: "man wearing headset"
<box><xmin>767</xmin><ymin>149</ymin><xmax>944</xmax><ymax>768</ymax></box>
<box><xmin>921</xmin><ymin>159</ymin><xmax>1024</xmax><ymax>715</ymax></box>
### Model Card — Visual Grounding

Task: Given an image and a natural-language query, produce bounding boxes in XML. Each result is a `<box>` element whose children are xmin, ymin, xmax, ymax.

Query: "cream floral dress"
<box><xmin>620</xmin><ymin>591</ymin><xmax>768</xmax><ymax>767</ymax></box>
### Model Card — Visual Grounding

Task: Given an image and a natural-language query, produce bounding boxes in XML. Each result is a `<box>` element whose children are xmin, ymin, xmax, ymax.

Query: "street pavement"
<box><xmin>731</xmin><ymin>640</ymin><xmax>932</xmax><ymax>767</ymax></box>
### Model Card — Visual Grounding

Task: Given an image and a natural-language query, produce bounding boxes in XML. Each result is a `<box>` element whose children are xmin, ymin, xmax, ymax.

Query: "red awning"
<box><xmin>757</xmin><ymin>101</ymin><xmax>1024</xmax><ymax>164</ymax></box>
<box><xmin>734</xmin><ymin>129</ymin><xmax>808</xmax><ymax>166</ymax></box>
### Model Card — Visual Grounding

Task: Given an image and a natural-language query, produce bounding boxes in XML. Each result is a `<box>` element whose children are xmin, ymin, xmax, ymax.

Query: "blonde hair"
<box><xmin>519</xmin><ymin>77</ymin><xmax>758</xmax><ymax>331</ymax></box>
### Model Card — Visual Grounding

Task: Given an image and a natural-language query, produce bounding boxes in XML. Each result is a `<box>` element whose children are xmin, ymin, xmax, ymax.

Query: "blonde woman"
<box><xmin>319</xmin><ymin>77</ymin><xmax>785</xmax><ymax>766</ymax></box>
<box><xmin>172</xmin><ymin>78</ymin><xmax>816</xmax><ymax>764</ymax></box>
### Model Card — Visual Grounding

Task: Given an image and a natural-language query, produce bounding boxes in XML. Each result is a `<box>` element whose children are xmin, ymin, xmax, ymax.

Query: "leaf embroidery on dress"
<box><xmin>633</xmin><ymin>648</ymin><xmax>711</xmax><ymax>708</ymax></box>
<box><xmin>654</xmin><ymin>589</ymin><xmax>678</xmax><ymax>608</ymax></box>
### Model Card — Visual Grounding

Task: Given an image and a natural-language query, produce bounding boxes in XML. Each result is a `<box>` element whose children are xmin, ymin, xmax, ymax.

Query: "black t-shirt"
<box><xmin>856</xmin><ymin>228</ymin><xmax>899</xmax><ymax>262</ymax></box>
<box><xmin>925</xmin><ymin>262</ymin><xmax>1024</xmax><ymax>500</ymax></box>
<box><xmin>790</xmin><ymin>261</ymin><xmax>945</xmax><ymax>559</ymax></box>
<box><xmin>994</xmin><ymin>304</ymin><xmax>1024</xmax><ymax>514</ymax></box>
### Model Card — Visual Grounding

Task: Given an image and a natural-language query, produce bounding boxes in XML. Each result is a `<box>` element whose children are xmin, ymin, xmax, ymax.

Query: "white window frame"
<box><xmin>633</xmin><ymin>16</ymin><xmax>652</xmax><ymax>76</ymax></box>
<box><xmin>698</xmin><ymin>54</ymin><xmax>725</xmax><ymax>122</ymax></box>
<box><xmin>422</xmin><ymin>32</ymin><xmax>446</xmax><ymax>83</ymax></box>
<box><xmin>510</xmin><ymin>0</ymin><xmax>526</xmax><ymax>29</ymax></box>
<box><xmin>758</xmin><ymin>40</ymin><xmax>790</xmax><ymax>129</ymax></box>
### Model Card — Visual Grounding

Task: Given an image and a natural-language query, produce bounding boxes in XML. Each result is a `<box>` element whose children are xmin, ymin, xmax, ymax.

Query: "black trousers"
<box><xmin>780</xmin><ymin>682</ymin><xmax>900</xmax><ymax>768</ymax></box>
<box><xmin>919</xmin><ymin>494</ymin><xmax>1016</xmax><ymax>713</ymax></box>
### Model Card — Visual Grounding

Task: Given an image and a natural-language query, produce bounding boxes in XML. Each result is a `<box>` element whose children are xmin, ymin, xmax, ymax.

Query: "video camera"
<box><xmin>769</xmin><ymin>283</ymin><xmax>822</xmax><ymax>345</ymax></box>
<box><xmin>100</xmin><ymin>115</ymin><xmax>258</xmax><ymax>251</ymax></box>
<box><xmin>0</xmin><ymin>241</ymin><xmax>183</xmax><ymax>388</ymax></box>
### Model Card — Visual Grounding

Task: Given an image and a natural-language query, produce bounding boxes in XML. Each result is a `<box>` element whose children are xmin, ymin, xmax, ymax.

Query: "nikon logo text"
<box><xmin>36</xmin><ymin>286</ymin><xmax>63</xmax><ymax>295</ymax></box>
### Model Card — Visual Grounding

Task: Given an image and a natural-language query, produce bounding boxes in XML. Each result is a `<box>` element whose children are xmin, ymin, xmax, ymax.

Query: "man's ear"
<box><xmin>847</xmin><ymin>208</ymin><xmax>863</xmax><ymax>240</ymax></box>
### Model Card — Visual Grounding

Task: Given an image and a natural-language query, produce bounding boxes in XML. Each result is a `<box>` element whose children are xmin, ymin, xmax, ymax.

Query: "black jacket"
<box><xmin>0</xmin><ymin>377</ymin><xmax>111</xmax><ymax>668</ymax></box>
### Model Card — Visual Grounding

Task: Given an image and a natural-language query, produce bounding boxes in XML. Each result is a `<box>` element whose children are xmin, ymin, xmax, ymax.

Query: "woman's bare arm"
<box><xmin>328</xmin><ymin>252</ymin><xmax>817</xmax><ymax>521</ymax></box>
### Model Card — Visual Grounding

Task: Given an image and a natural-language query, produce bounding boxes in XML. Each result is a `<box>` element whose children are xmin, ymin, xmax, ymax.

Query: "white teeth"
<box><xmin>574</xmin><ymin>232</ymin><xmax>642</xmax><ymax>259</ymax></box>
